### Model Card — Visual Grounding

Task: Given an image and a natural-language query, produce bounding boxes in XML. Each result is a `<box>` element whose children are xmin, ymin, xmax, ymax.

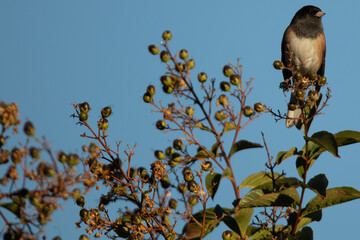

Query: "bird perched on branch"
<box><xmin>281</xmin><ymin>5</ymin><xmax>326</xmax><ymax>129</ymax></box>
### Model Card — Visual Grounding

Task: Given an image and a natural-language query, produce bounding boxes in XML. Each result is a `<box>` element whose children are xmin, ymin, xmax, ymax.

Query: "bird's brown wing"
<box><xmin>281</xmin><ymin>26</ymin><xmax>295</xmax><ymax>81</ymax></box>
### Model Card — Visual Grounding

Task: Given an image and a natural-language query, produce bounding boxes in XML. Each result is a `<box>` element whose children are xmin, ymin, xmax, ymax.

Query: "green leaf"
<box><xmin>297</xmin><ymin>226</ymin><xmax>313</xmax><ymax>240</ymax></box>
<box><xmin>211</xmin><ymin>142</ymin><xmax>220</xmax><ymax>156</ymax></box>
<box><xmin>214</xmin><ymin>205</ymin><xmax>253</xmax><ymax>238</ymax></box>
<box><xmin>254</xmin><ymin>177</ymin><xmax>301</xmax><ymax>192</ymax></box>
<box><xmin>307</xmin><ymin>174</ymin><xmax>328</xmax><ymax>199</ymax></box>
<box><xmin>296</xmin><ymin>156</ymin><xmax>306</xmax><ymax>180</ymax></box>
<box><xmin>205</xmin><ymin>173</ymin><xmax>221</xmax><ymax>199</ymax></box>
<box><xmin>195</xmin><ymin>149</ymin><xmax>215</xmax><ymax>160</ymax></box>
<box><xmin>194</xmin><ymin>122</ymin><xmax>212</xmax><ymax>132</ymax></box>
<box><xmin>222</xmin><ymin>167</ymin><xmax>232</xmax><ymax>180</ymax></box>
<box><xmin>239</xmin><ymin>172</ymin><xmax>280</xmax><ymax>190</ymax></box>
<box><xmin>334</xmin><ymin>130</ymin><xmax>360</xmax><ymax>147</ymax></box>
<box><xmin>302</xmin><ymin>187</ymin><xmax>360</xmax><ymax>216</ymax></box>
<box><xmin>295</xmin><ymin>210</ymin><xmax>322</xmax><ymax>232</ymax></box>
<box><xmin>238</xmin><ymin>189</ymin><xmax>297</xmax><ymax>209</ymax></box>
<box><xmin>229</xmin><ymin>140</ymin><xmax>262</xmax><ymax>156</ymax></box>
<box><xmin>0</xmin><ymin>202</ymin><xmax>21</xmax><ymax>218</ymax></box>
<box><xmin>250</xmin><ymin>229</ymin><xmax>272</xmax><ymax>240</ymax></box>
<box><xmin>234</xmin><ymin>208</ymin><xmax>254</xmax><ymax>238</ymax></box>
<box><xmin>304</xmin><ymin>131</ymin><xmax>339</xmax><ymax>158</ymax></box>
<box><xmin>214</xmin><ymin>205</ymin><xmax>240</xmax><ymax>235</ymax></box>
<box><xmin>222</xmin><ymin>121</ymin><xmax>236</xmax><ymax>134</ymax></box>
<box><xmin>276</xmin><ymin>147</ymin><xmax>298</xmax><ymax>164</ymax></box>
<box><xmin>183</xmin><ymin>208</ymin><xmax>220</xmax><ymax>239</ymax></box>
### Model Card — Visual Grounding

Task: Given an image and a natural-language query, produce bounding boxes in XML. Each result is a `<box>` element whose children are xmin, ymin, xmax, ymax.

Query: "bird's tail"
<box><xmin>286</xmin><ymin>91</ymin><xmax>302</xmax><ymax>129</ymax></box>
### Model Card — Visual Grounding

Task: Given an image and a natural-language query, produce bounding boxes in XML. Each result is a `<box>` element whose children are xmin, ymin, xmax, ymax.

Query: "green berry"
<box><xmin>220</xmin><ymin>81</ymin><xmax>230</xmax><ymax>91</ymax></box>
<box><xmin>148</xmin><ymin>45</ymin><xmax>159</xmax><ymax>55</ymax></box>
<box><xmin>79</xmin><ymin>208</ymin><xmax>89</xmax><ymax>221</ymax></box>
<box><xmin>143</xmin><ymin>93</ymin><xmax>153</xmax><ymax>103</ymax></box>
<box><xmin>162</xmin><ymin>85</ymin><xmax>174</xmax><ymax>94</ymax></box>
<box><xmin>222</xmin><ymin>230</ymin><xmax>233</xmax><ymax>240</ymax></box>
<box><xmin>197</xmin><ymin>72</ymin><xmax>207</xmax><ymax>83</ymax></box>
<box><xmin>273</xmin><ymin>60</ymin><xmax>283</xmax><ymax>70</ymax></box>
<box><xmin>179</xmin><ymin>49</ymin><xmax>189</xmax><ymax>60</ymax></box>
<box><xmin>186</xmin><ymin>59</ymin><xmax>195</xmax><ymax>69</ymax></box>
<box><xmin>101</xmin><ymin>106</ymin><xmax>112</xmax><ymax>118</ymax></box>
<box><xmin>218</xmin><ymin>94</ymin><xmax>228</xmax><ymax>105</ymax></box>
<box><xmin>187</xmin><ymin>180</ymin><xmax>198</xmax><ymax>192</ymax></box>
<box><xmin>318</xmin><ymin>76</ymin><xmax>327</xmax><ymax>86</ymax></box>
<box><xmin>156</xmin><ymin>120</ymin><xmax>167</xmax><ymax>130</ymax></box>
<box><xmin>296</xmin><ymin>90</ymin><xmax>305</xmax><ymax>101</ymax></box>
<box><xmin>29</xmin><ymin>147</ymin><xmax>41</xmax><ymax>159</ymax></box>
<box><xmin>160</xmin><ymin>51</ymin><xmax>170</xmax><ymax>62</ymax></box>
<box><xmin>67</xmin><ymin>153</ymin><xmax>80</xmax><ymax>167</ymax></box>
<box><xmin>171</xmin><ymin>153</ymin><xmax>181</xmax><ymax>162</ymax></box>
<box><xmin>147</xmin><ymin>85</ymin><xmax>156</xmax><ymax>96</ymax></box>
<box><xmin>223</xmin><ymin>65</ymin><xmax>233</xmax><ymax>77</ymax></box>
<box><xmin>173</xmin><ymin>139</ymin><xmax>183</xmax><ymax>151</ymax></box>
<box><xmin>24</xmin><ymin>121</ymin><xmax>35</xmax><ymax>136</ymax></box>
<box><xmin>175</xmin><ymin>63</ymin><xmax>185</xmax><ymax>72</ymax></box>
<box><xmin>309</xmin><ymin>72</ymin><xmax>318</xmax><ymax>80</ymax></box>
<box><xmin>254</xmin><ymin>103</ymin><xmax>264</xmax><ymax>112</ymax></box>
<box><xmin>294</xmin><ymin>72</ymin><xmax>303</xmax><ymax>81</ymax></box>
<box><xmin>79</xmin><ymin>102</ymin><xmax>90</xmax><ymax>113</ymax></box>
<box><xmin>183</xmin><ymin>171</ymin><xmax>194</xmax><ymax>182</ymax></box>
<box><xmin>215</xmin><ymin>110</ymin><xmax>225</xmax><ymax>121</ymax></box>
<box><xmin>160</xmin><ymin>175</ymin><xmax>171</xmax><ymax>188</ymax></box>
<box><xmin>169</xmin><ymin>198</ymin><xmax>178</xmax><ymax>209</ymax></box>
<box><xmin>160</xmin><ymin>75</ymin><xmax>172</xmax><ymax>86</ymax></box>
<box><xmin>185</xmin><ymin>106</ymin><xmax>194</xmax><ymax>116</ymax></box>
<box><xmin>230</xmin><ymin>74</ymin><xmax>240</xmax><ymax>86</ymax></box>
<box><xmin>243</xmin><ymin>106</ymin><xmax>254</xmax><ymax>117</ymax></box>
<box><xmin>79</xmin><ymin>112</ymin><xmax>88</xmax><ymax>122</ymax></box>
<box><xmin>162</xmin><ymin>30</ymin><xmax>172</xmax><ymax>41</ymax></box>
<box><xmin>57</xmin><ymin>151</ymin><xmax>67</xmax><ymax>163</ymax></box>
<box><xmin>76</xmin><ymin>196</ymin><xmax>86</xmax><ymax>207</ymax></box>
<box><xmin>154</xmin><ymin>150</ymin><xmax>165</xmax><ymax>160</ymax></box>
<box><xmin>98</xmin><ymin>118</ymin><xmax>109</xmax><ymax>130</ymax></box>
<box><xmin>188</xmin><ymin>195</ymin><xmax>198</xmax><ymax>206</ymax></box>
<box><xmin>165</xmin><ymin>147</ymin><xmax>174</xmax><ymax>156</ymax></box>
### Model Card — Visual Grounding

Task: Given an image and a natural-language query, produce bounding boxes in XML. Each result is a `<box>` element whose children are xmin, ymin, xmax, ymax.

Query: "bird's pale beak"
<box><xmin>315</xmin><ymin>11</ymin><xmax>325</xmax><ymax>17</ymax></box>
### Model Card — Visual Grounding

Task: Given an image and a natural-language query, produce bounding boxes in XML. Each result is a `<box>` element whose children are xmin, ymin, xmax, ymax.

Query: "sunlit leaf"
<box><xmin>239</xmin><ymin>172</ymin><xmax>280</xmax><ymax>190</ymax></box>
<box><xmin>238</xmin><ymin>189</ymin><xmax>297</xmax><ymax>209</ymax></box>
<box><xmin>295</xmin><ymin>210</ymin><xmax>322</xmax><ymax>232</ymax></box>
<box><xmin>301</xmin><ymin>187</ymin><xmax>360</xmax><ymax>216</ymax></box>
<box><xmin>307</xmin><ymin>174</ymin><xmax>328</xmax><ymax>199</ymax></box>
<box><xmin>304</xmin><ymin>131</ymin><xmax>339</xmax><ymax>158</ymax></box>
<box><xmin>229</xmin><ymin>140</ymin><xmax>262</xmax><ymax>156</ymax></box>
<box><xmin>276</xmin><ymin>147</ymin><xmax>298</xmax><ymax>164</ymax></box>
<box><xmin>205</xmin><ymin>173</ymin><xmax>221</xmax><ymax>199</ymax></box>
<box><xmin>334</xmin><ymin>130</ymin><xmax>360</xmax><ymax>147</ymax></box>
<box><xmin>183</xmin><ymin>208</ymin><xmax>220</xmax><ymax>239</ymax></box>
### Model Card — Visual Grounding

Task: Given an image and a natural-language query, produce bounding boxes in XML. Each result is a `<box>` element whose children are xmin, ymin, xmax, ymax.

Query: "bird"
<box><xmin>281</xmin><ymin>5</ymin><xmax>326</xmax><ymax>129</ymax></box>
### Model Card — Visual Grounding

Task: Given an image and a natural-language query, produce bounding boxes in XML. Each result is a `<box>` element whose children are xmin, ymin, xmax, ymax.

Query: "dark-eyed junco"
<box><xmin>281</xmin><ymin>5</ymin><xmax>326</xmax><ymax>129</ymax></box>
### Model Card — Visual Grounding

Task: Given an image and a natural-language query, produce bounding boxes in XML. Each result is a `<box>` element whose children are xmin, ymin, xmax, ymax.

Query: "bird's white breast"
<box><xmin>289</xmin><ymin>36</ymin><xmax>321</xmax><ymax>75</ymax></box>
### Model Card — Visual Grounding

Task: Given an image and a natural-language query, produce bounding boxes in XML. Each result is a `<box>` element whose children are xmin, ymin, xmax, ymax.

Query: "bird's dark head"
<box><xmin>292</xmin><ymin>5</ymin><xmax>325</xmax><ymax>24</ymax></box>
<box><xmin>290</xmin><ymin>5</ymin><xmax>325</xmax><ymax>38</ymax></box>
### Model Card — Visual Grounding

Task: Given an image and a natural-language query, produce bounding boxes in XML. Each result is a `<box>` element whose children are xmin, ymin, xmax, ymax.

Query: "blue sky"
<box><xmin>1</xmin><ymin>1</ymin><xmax>359</xmax><ymax>239</ymax></box>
